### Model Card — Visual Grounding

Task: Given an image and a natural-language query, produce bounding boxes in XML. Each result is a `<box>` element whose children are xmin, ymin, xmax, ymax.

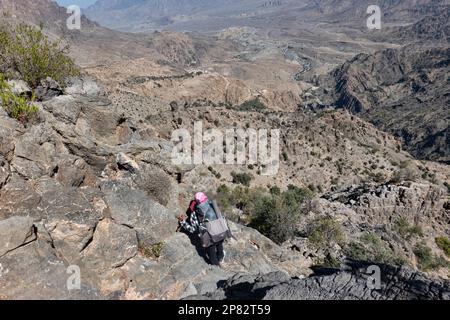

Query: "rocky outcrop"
<box><xmin>35</xmin><ymin>77</ymin><xmax>64</xmax><ymax>101</ymax></box>
<box><xmin>189</xmin><ymin>261</ymin><xmax>450</xmax><ymax>300</ymax></box>
<box><xmin>101</xmin><ymin>181</ymin><xmax>177</xmax><ymax>247</ymax></box>
<box><xmin>322</xmin><ymin>182</ymin><xmax>449</xmax><ymax>233</ymax></box>
<box><xmin>1</xmin><ymin>71</ymin><xmax>448</xmax><ymax>300</ymax></box>
<box><xmin>0</xmin><ymin>216</ymin><xmax>36</xmax><ymax>257</ymax></box>
<box><xmin>0</xmin><ymin>215</ymin><xmax>311</xmax><ymax>299</ymax></box>
<box><xmin>0</xmin><ymin>78</ymin><xmax>313</xmax><ymax>299</ymax></box>
<box><xmin>81</xmin><ymin>219</ymin><xmax>138</xmax><ymax>273</ymax></box>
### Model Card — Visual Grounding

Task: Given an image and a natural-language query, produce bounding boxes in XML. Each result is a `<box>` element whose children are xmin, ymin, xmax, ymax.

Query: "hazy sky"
<box><xmin>55</xmin><ymin>0</ymin><xmax>97</xmax><ymax>8</ymax></box>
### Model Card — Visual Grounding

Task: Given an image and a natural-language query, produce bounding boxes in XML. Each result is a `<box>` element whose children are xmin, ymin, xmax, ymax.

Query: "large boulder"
<box><xmin>110</xmin><ymin>232</ymin><xmax>231</xmax><ymax>300</ymax></box>
<box><xmin>101</xmin><ymin>181</ymin><xmax>177</xmax><ymax>246</ymax></box>
<box><xmin>0</xmin><ymin>235</ymin><xmax>101</xmax><ymax>300</ymax></box>
<box><xmin>81</xmin><ymin>219</ymin><xmax>138</xmax><ymax>273</ymax></box>
<box><xmin>44</xmin><ymin>220</ymin><xmax>95</xmax><ymax>263</ymax></box>
<box><xmin>35</xmin><ymin>177</ymin><xmax>105</xmax><ymax>225</ymax></box>
<box><xmin>7</xmin><ymin>80</ymin><xmax>31</xmax><ymax>97</ymax></box>
<box><xmin>65</xmin><ymin>77</ymin><xmax>103</xmax><ymax>97</ymax></box>
<box><xmin>93</xmin><ymin>224</ymin><xmax>311</xmax><ymax>300</ymax></box>
<box><xmin>322</xmin><ymin>183</ymin><xmax>448</xmax><ymax>230</ymax></box>
<box><xmin>10</xmin><ymin>123</ymin><xmax>59</xmax><ymax>179</ymax></box>
<box><xmin>35</xmin><ymin>77</ymin><xmax>64</xmax><ymax>101</ymax></box>
<box><xmin>226</xmin><ymin>222</ymin><xmax>311</xmax><ymax>278</ymax></box>
<box><xmin>0</xmin><ymin>216</ymin><xmax>36</xmax><ymax>257</ymax></box>
<box><xmin>263</xmin><ymin>264</ymin><xmax>450</xmax><ymax>300</ymax></box>
<box><xmin>0</xmin><ymin>175</ymin><xmax>41</xmax><ymax>220</ymax></box>
<box><xmin>54</xmin><ymin>157</ymin><xmax>97</xmax><ymax>188</ymax></box>
<box><xmin>43</xmin><ymin>95</ymin><xmax>81</xmax><ymax>124</ymax></box>
<box><xmin>0</xmin><ymin>175</ymin><xmax>104</xmax><ymax>223</ymax></box>
<box><xmin>0</xmin><ymin>120</ymin><xmax>15</xmax><ymax>161</ymax></box>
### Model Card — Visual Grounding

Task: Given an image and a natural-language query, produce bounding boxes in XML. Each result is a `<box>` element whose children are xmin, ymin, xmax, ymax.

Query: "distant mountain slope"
<box><xmin>334</xmin><ymin>46</ymin><xmax>449</xmax><ymax>163</ymax></box>
<box><xmin>85</xmin><ymin>0</ymin><xmax>302</xmax><ymax>31</ymax></box>
<box><xmin>84</xmin><ymin>0</ymin><xmax>449</xmax><ymax>32</ymax></box>
<box><xmin>388</xmin><ymin>8</ymin><xmax>450</xmax><ymax>43</ymax></box>
<box><xmin>0</xmin><ymin>0</ymin><xmax>70</xmax><ymax>30</ymax></box>
<box><xmin>303</xmin><ymin>0</ymin><xmax>450</xmax><ymax>21</ymax></box>
<box><xmin>314</xmin><ymin>10</ymin><xmax>450</xmax><ymax>164</ymax></box>
<box><xmin>0</xmin><ymin>0</ymin><xmax>204</xmax><ymax>68</ymax></box>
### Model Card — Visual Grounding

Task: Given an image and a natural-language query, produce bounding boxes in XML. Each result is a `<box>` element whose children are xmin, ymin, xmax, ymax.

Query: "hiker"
<box><xmin>178</xmin><ymin>192</ymin><xmax>232</xmax><ymax>267</ymax></box>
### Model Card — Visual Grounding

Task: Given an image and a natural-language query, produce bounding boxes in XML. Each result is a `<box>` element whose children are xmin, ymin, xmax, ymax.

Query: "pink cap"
<box><xmin>195</xmin><ymin>192</ymin><xmax>208</xmax><ymax>204</ymax></box>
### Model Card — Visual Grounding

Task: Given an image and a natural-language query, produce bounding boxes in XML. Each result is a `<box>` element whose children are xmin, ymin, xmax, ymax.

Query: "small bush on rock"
<box><xmin>216</xmin><ymin>184</ymin><xmax>313</xmax><ymax>244</ymax></box>
<box><xmin>414</xmin><ymin>243</ymin><xmax>450</xmax><ymax>271</ymax></box>
<box><xmin>307</xmin><ymin>216</ymin><xmax>346</xmax><ymax>250</ymax></box>
<box><xmin>0</xmin><ymin>74</ymin><xmax>38</xmax><ymax>122</ymax></box>
<box><xmin>345</xmin><ymin>233</ymin><xmax>407</xmax><ymax>266</ymax></box>
<box><xmin>231</xmin><ymin>172</ymin><xmax>253</xmax><ymax>187</ymax></box>
<box><xmin>138</xmin><ymin>241</ymin><xmax>164</xmax><ymax>259</ymax></box>
<box><xmin>435</xmin><ymin>237</ymin><xmax>450</xmax><ymax>257</ymax></box>
<box><xmin>0</xmin><ymin>23</ymin><xmax>79</xmax><ymax>88</ymax></box>
<box><xmin>393</xmin><ymin>217</ymin><xmax>423</xmax><ymax>240</ymax></box>
<box><xmin>239</xmin><ymin>98</ymin><xmax>266</xmax><ymax>112</ymax></box>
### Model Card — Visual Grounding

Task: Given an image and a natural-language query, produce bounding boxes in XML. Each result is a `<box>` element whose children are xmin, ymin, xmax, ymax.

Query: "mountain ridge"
<box><xmin>0</xmin><ymin>0</ymin><xmax>449</xmax><ymax>300</ymax></box>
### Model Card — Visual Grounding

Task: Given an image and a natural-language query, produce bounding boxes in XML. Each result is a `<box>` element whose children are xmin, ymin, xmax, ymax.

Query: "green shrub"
<box><xmin>345</xmin><ymin>232</ymin><xmax>407</xmax><ymax>266</ymax></box>
<box><xmin>269</xmin><ymin>186</ymin><xmax>281</xmax><ymax>196</ymax></box>
<box><xmin>393</xmin><ymin>217</ymin><xmax>423</xmax><ymax>240</ymax></box>
<box><xmin>215</xmin><ymin>184</ymin><xmax>234</xmax><ymax>213</ymax></box>
<box><xmin>207</xmin><ymin>166</ymin><xmax>221</xmax><ymax>179</ymax></box>
<box><xmin>390</xmin><ymin>165</ymin><xmax>419</xmax><ymax>184</ymax></box>
<box><xmin>284</xmin><ymin>184</ymin><xmax>313</xmax><ymax>206</ymax></box>
<box><xmin>435</xmin><ymin>237</ymin><xmax>450</xmax><ymax>257</ymax></box>
<box><xmin>231</xmin><ymin>172</ymin><xmax>253</xmax><ymax>187</ymax></box>
<box><xmin>249</xmin><ymin>193</ymin><xmax>302</xmax><ymax>244</ymax></box>
<box><xmin>0</xmin><ymin>74</ymin><xmax>38</xmax><ymax>122</ymax></box>
<box><xmin>334</xmin><ymin>159</ymin><xmax>345</xmax><ymax>175</ymax></box>
<box><xmin>399</xmin><ymin>160</ymin><xmax>410</xmax><ymax>169</ymax></box>
<box><xmin>414</xmin><ymin>243</ymin><xmax>449</xmax><ymax>271</ymax></box>
<box><xmin>216</xmin><ymin>184</ymin><xmax>312</xmax><ymax>244</ymax></box>
<box><xmin>307</xmin><ymin>216</ymin><xmax>346</xmax><ymax>250</ymax></box>
<box><xmin>318</xmin><ymin>255</ymin><xmax>342</xmax><ymax>269</ymax></box>
<box><xmin>413</xmin><ymin>243</ymin><xmax>434</xmax><ymax>270</ymax></box>
<box><xmin>0</xmin><ymin>23</ymin><xmax>79</xmax><ymax>88</ymax></box>
<box><xmin>369</xmin><ymin>172</ymin><xmax>386</xmax><ymax>183</ymax></box>
<box><xmin>215</xmin><ymin>184</ymin><xmax>266</xmax><ymax>221</ymax></box>
<box><xmin>239</xmin><ymin>98</ymin><xmax>266</xmax><ymax>112</ymax></box>
<box><xmin>138</xmin><ymin>241</ymin><xmax>164</xmax><ymax>259</ymax></box>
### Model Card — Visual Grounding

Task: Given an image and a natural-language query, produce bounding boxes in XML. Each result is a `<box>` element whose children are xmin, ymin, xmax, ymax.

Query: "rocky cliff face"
<box><xmin>1</xmin><ymin>77</ymin><xmax>449</xmax><ymax>300</ymax></box>
<box><xmin>189</xmin><ymin>261</ymin><xmax>450</xmax><ymax>300</ymax></box>
<box><xmin>0</xmin><ymin>78</ymin><xmax>312</xmax><ymax>299</ymax></box>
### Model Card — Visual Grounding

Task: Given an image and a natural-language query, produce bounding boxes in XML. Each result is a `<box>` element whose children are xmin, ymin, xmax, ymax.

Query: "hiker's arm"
<box><xmin>180</xmin><ymin>214</ymin><xmax>198</xmax><ymax>234</ymax></box>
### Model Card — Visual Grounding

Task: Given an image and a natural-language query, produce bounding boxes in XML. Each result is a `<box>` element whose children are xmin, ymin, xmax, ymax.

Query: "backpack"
<box><xmin>196</xmin><ymin>200</ymin><xmax>216</xmax><ymax>222</ymax></box>
<box><xmin>197</xmin><ymin>200</ymin><xmax>232</xmax><ymax>248</ymax></box>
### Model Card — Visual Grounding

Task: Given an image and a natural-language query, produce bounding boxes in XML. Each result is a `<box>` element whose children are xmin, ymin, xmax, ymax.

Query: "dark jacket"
<box><xmin>180</xmin><ymin>200</ymin><xmax>207</xmax><ymax>234</ymax></box>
